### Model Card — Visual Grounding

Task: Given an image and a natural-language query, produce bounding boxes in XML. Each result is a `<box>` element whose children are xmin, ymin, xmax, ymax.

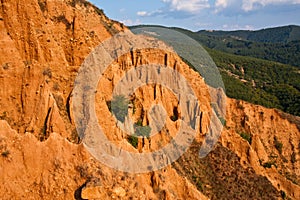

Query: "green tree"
<box><xmin>111</xmin><ymin>95</ymin><xmax>128</xmax><ymax>123</ymax></box>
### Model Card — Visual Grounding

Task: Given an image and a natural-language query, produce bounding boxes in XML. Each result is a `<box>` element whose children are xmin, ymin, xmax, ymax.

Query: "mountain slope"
<box><xmin>207</xmin><ymin>48</ymin><xmax>300</xmax><ymax>116</ymax></box>
<box><xmin>198</xmin><ymin>25</ymin><xmax>300</xmax><ymax>43</ymax></box>
<box><xmin>182</xmin><ymin>26</ymin><xmax>300</xmax><ymax>68</ymax></box>
<box><xmin>0</xmin><ymin>1</ymin><xmax>299</xmax><ymax>200</ymax></box>
<box><xmin>130</xmin><ymin>25</ymin><xmax>300</xmax><ymax>117</ymax></box>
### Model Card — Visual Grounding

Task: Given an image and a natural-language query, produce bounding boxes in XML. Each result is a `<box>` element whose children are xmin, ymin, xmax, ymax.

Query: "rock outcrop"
<box><xmin>0</xmin><ymin>0</ymin><xmax>299</xmax><ymax>199</ymax></box>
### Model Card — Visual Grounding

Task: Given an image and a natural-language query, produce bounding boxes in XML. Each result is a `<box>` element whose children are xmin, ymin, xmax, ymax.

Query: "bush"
<box><xmin>170</xmin><ymin>115</ymin><xmax>178</xmax><ymax>122</ymax></box>
<box><xmin>280</xmin><ymin>190</ymin><xmax>286</xmax><ymax>199</ymax></box>
<box><xmin>239</xmin><ymin>132</ymin><xmax>252</xmax><ymax>144</ymax></box>
<box><xmin>134</xmin><ymin>125</ymin><xmax>151</xmax><ymax>138</ymax></box>
<box><xmin>218</xmin><ymin>117</ymin><xmax>226</xmax><ymax>126</ymax></box>
<box><xmin>111</xmin><ymin>95</ymin><xmax>128</xmax><ymax>123</ymax></box>
<box><xmin>135</xmin><ymin>119</ymin><xmax>142</xmax><ymax>126</ymax></box>
<box><xmin>1</xmin><ymin>150</ymin><xmax>10</xmax><ymax>157</ymax></box>
<box><xmin>262</xmin><ymin>161</ymin><xmax>277</xmax><ymax>168</ymax></box>
<box><xmin>127</xmin><ymin>136</ymin><xmax>138</xmax><ymax>148</ymax></box>
<box><xmin>170</xmin><ymin>107</ymin><xmax>179</xmax><ymax>122</ymax></box>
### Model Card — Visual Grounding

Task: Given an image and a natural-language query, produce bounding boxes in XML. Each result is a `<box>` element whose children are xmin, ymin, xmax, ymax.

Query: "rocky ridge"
<box><xmin>0</xmin><ymin>0</ymin><xmax>299</xmax><ymax>199</ymax></box>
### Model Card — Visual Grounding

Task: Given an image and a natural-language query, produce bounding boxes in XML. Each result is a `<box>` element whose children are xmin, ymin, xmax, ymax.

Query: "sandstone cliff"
<box><xmin>0</xmin><ymin>0</ymin><xmax>299</xmax><ymax>199</ymax></box>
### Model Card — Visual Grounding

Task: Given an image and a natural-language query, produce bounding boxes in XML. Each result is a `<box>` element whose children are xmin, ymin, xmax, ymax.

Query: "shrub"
<box><xmin>219</xmin><ymin>117</ymin><xmax>226</xmax><ymax>126</ymax></box>
<box><xmin>135</xmin><ymin>119</ymin><xmax>142</xmax><ymax>126</ymax></box>
<box><xmin>129</xmin><ymin>100</ymin><xmax>136</xmax><ymax>114</ymax></box>
<box><xmin>134</xmin><ymin>125</ymin><xmax>151</xmax><ymax>138</ymax></box>
<box><xmin>111</xmin><ymin>95</ymin><xmax>128</xmax><ymax>123</ymax></box>
<box><xmin>1</xmin><ymin>150</ymin><xmax>10</xmax><ymax>157</ymax></box>
<box><xmin>239</xmin><ymin>132</ymin><xmax>252</xmax><ymax>144</ymax></box>
<box><xmin>68</xmin><ymin>0</ymin><xmax>104</xmax><ymax>16</ymax></box>
<box><xmin>170</xmin><ymin>107</ymin><xmax>179</xmax><ymax>122</ymax></box>
<box><xmin>127</xmin><ymin>136</ymin><xmax>138</xmax><ymax>148</ymax></box>
<box><xmin>170</xmin><ymin>115</ymin><xmax>178</xmax><ymax>122</ymax></box>
<box><xmin>262</xmin><ymin>161</ymin><xmax>277</xmax><ymax>168</ymax></box>
<box><xmin>280</xmin><ymin>190</ymin><xmax>286</xmax><ymax>199</ymax></box>
<box><xmin>196</xmin><ymin>180</ymin><xmax>203</xmax><ymax>191</ymax></box>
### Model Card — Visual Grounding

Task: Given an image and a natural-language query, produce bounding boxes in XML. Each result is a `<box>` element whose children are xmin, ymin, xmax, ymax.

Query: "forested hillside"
<box><xmin>130</xmin><ymin>25</ymin><xmax>300</xmax><ymax>116</ymax></box>
<box><xmin>198</xmin><ymin>25</ymin><xmax>300</xmax><ymax>43</ymax></box>
<box><xmin>174</xmin><ymin>26</ymin><xmax>300</xmax><ymax>68</ymax></box>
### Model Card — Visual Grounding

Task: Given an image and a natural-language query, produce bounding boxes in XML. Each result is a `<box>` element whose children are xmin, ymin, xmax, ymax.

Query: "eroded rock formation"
<box><xmin>0</xmin><ymin>0</ymin><xmax>299</xmax><ymax>199</ymax></box>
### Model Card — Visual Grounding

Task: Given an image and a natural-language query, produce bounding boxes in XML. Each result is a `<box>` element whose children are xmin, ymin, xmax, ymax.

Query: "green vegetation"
<box><xmin>170</xmin><ymin>115</ymin><xmax>178</xmax><ymax>122</ymax></box>
<box><xmin>207</xmin><ymin>49</ymin><xmax>300</xmax><ymax>116</ymax></box>
<box><xmin>280</xmin><ymin>190</ymin><xmax>287</xmax><ymax>199</ymax></box>
<box><xmin>203</xmin><ymin>38</ymin><xmax>300</xmax><ymax>68</ymax></box>
<box><xmin>130</xmin><ymin>25</ymin><xmax>300</xmax><ymax>117</ymax></box>
<box><xmin>198</xmin><ymin>25</ymin><xmax>300</xmax><ymax>43</ymax></box>
<box><xmin>218</xmin><ymin>117</ymin><xmax>226</xmax><ymax>126</ymax></box>
<box><xmin>173</xmin><ymin>25</ymin><xmax>300</xmax><ymax>68</ymax></box>
<box><xmin>134</xmin><ymin>124</ymin><xmax>151</xmax><ymax>138</ymax></box>
<box><xmin>170</xmin><ymin>107</ymin><xmax>179</xmax><ymax>122</ymax></box>
<box><xmin>173</xmin><ymin>143</ymin><xmax>282</xmax><ymax>199</ymax></box>
<box><xmin>133</xmin><ymin>119</ymin><xmax>151</xmax><ymax>138</ymax></box>
<box><xmin>210</xmin><ymin>103</ymin><xmax>226</xmax><ymax>126</ymax></box>
<box><xmin>127</xmin><ymin>136</ymin><xmax>138</xmax><ymax>148</ymax></box>
<box><xmin>192</xmin><ymin>175</ymin><xmax>203</xmax><ymax>191</ymax></box>
<box><xmin>262</xmin><ymin>161</ymin><xmax>277</xmax><ymax>168</ymax></box>
<box><xmin>239</xmin><ymin>132</ymin><xmax>252</xmax><ymax>144</ymax></box>
<box><xmin>111</xmin><ymin>95</ymin><xmax>128</xmax><ymax>123</ymax></box>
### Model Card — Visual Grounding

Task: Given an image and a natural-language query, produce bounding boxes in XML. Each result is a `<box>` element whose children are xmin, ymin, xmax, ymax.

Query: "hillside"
<box><xmin>133</xmin><ymin>25</ymin><xmax>300</xmax><ymax>68</ymax></box>
<box><xmin>198</xmin><ymin>25</ymin><xmax>300</xmax><ymax>43</ymax></box>
<box><xmin>130</xmin><ymin>25</ymin><xmax>300</xmax><ymax>117</ymax></box>
<box><xmin>0</xmin><ymin>0</ymin><xmax>300</xmax><ymax>200</ymax></box>
<box><xmin>189</xmin><ymin>26</ymin><xmax>300</xmax><ymax>68</ymax></box>
<box><xmin>208</xmin><ymin>49</ymin><xmax>300</xmax><ymax>116</ymax></box>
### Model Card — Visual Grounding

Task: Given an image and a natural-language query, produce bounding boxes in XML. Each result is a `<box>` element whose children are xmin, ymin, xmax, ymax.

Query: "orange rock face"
<box><xmin>0</xmin><ymin>0</ymin><xmax>299</xmax><ymax>199</ymax></box>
